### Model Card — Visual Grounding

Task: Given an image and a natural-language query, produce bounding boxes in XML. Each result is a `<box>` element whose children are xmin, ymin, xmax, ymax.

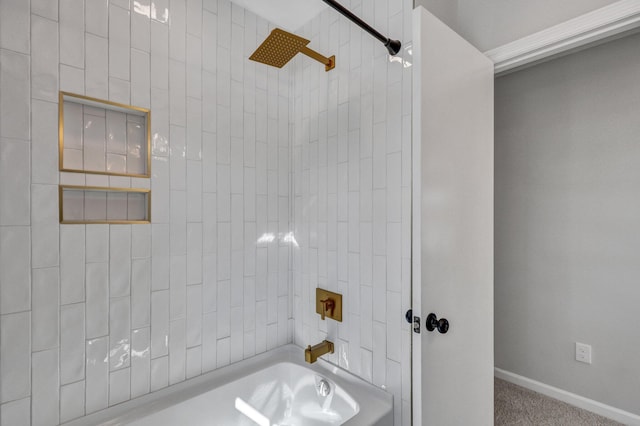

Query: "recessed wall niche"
<box><xmin>59</xmin><ymin>92</ymin><xmax>151</xmax><ymax>178</ymax></box>
<box><xmin>59</xmin><ymin>186</ymin><xmax>151</xmax><ymax>224</ymax></box>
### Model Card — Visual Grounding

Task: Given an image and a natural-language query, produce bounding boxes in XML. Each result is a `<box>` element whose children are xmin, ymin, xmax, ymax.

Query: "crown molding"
<box><xmin>485</xmin><ymin>0</ymin><xmax>640</xmax><ymax>75</ymax></box>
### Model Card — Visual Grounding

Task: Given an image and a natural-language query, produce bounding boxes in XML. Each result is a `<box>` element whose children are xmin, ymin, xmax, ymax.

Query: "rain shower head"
<box><xmin>249</xmin><ymin>28</ymin><xmax>335</xmax><ymax>72</ymax></box>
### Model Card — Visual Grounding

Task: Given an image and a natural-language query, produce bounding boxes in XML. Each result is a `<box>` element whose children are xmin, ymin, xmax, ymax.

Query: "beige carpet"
<box><xmin>495</xmin><ymin>378</ymin><xmax>624</xmax><ymax>426</ymax></box>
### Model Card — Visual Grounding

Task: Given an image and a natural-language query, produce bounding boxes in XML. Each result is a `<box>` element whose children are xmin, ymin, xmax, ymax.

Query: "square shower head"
<box><xmin>249</xmin><ymin>28</ymin><xmax>311</xmax><ymax>68</ymax></box>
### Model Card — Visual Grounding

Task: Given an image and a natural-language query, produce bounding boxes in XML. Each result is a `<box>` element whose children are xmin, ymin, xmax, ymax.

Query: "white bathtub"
<box><xmin>65</xmin><ymin>345</ymin><xmax>393</xmax><ymax>426</ymax></box>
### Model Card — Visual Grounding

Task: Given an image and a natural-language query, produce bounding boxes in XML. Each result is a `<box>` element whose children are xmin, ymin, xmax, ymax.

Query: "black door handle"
<box><xmin>426</xmin><ymin>313</ymin><xmax>449</xmax><ymax>334</ymax></box>
<box><xmin>405</xmin><ymin>309</ymin><xmax>420</xmax><ymax>333</ymax></box>
<box><xmin>405</xmin><ymin>309</ymin><xmax>413</xmax><ymax>324</ymax></box>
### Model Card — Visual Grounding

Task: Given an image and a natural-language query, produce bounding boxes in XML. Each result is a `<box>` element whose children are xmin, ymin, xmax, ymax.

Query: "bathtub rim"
<box><xmin>63</xmin><ymin>343</ymin><xmax>393</xmax><ymax>426</ymax></box>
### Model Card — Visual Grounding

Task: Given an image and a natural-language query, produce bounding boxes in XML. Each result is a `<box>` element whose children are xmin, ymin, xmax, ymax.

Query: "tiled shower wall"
<box><xmin>0</xmin><ymin>0</ymin><xmax>293</xmax><ymax>424</ymax></box>
<box><xmin>291</xmin><ymin>1</ymin><xmax>413</xmax><ymax>425</ymax></box>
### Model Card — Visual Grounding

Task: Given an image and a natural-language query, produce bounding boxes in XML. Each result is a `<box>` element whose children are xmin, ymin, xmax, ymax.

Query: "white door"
<box><xmin>411</xmin><ymin>7</ymin><xmax>494</xmax><ymax>426</ymax></box>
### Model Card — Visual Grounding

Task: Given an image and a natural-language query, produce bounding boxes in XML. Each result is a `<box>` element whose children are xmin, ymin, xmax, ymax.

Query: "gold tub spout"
<box><xmin>305</xmin><ymin>340</ymin><xmax>334</xmax><ymax>364</ymax></box>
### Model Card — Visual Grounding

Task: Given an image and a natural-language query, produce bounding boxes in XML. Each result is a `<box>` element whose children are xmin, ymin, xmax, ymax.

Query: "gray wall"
<box><xmin>495</xmin><ymin>32</ymin><xmax>640</xmax><ymax>415</ymax></box>
<box><xmin>416</xmin><ymin>0</ymin><xmax>619</xmax><ymax>51</ymax></box>
<box><xmin>414</xmin><ymin>0</ymin><xmax>460</xmax><ymax>33</ymax></box>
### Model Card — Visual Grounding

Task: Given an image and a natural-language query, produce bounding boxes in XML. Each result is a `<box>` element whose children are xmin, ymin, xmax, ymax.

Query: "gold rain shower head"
<box><xmin>249</xmin><ymin>28</ymin><xmax>335</xmax><ymax>72</ymax></box>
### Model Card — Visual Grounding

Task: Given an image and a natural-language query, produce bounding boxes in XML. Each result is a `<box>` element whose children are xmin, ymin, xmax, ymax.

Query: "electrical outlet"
<box><xmin>576</xmin><ymin>342</ymin><xmax>592</xmax><ymax>364</ymax></box>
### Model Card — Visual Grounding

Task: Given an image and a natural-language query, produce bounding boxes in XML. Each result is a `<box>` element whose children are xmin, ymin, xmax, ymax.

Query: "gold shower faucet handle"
<box><xmin>316</xmin><ymin>288</ymin><xmax>342</xmax><ymax>322</ymax></box>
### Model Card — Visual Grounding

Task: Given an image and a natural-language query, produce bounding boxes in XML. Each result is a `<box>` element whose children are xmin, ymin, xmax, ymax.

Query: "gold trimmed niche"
<box><xmin>59</xmin><ymin>185</ymin><xmax>151</xmax><ymax>225</ymax></box>
<box><xmin>59</xmin><ymin>92</ymin><xmax>151</xmax><ymax>178</ymax></box>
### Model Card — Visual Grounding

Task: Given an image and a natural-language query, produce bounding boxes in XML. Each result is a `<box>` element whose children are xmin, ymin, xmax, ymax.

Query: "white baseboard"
<box><xmin>495</xmin><ymin>368</ymin><xmax>640</xmax><ymax>426</ymax></box>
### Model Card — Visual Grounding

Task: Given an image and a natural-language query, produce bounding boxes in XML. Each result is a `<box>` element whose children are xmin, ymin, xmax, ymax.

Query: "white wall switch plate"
<box><xmin>576</xmin><ymin>342</ymin><xmax>592</xmax><ymax>364</ymax></box>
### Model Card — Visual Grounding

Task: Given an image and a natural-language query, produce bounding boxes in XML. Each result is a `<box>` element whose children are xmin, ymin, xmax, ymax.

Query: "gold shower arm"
<box><xmin>299</xmin><ymin>46</ymin><xmax>336</xmax><ymax>72</ymax></box>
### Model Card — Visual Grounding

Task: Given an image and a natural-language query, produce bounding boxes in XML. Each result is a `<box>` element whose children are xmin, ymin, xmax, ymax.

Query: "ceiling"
<box><xmin>230</xmin><ymin>0</ymin><xmax>327</xmax><ymax>31</ymax></box>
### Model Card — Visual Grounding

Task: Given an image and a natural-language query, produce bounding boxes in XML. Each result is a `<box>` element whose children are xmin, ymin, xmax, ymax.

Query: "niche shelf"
<box><xmin>59</xmin><ymin>185</ymin><xmax>151</xmax><ymax>224</ymax></box>
<box><xmin>59</xmin><ymin>92</ymin><xmax>151</xmax><ymax>178</ymax></box>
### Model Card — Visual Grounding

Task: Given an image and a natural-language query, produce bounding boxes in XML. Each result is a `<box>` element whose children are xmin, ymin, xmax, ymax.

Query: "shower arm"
<box><xmin>300</xmin><ymin>46</ymin><xmax>336</xmax><ymax>71</ymax></box>
<box><xmin>321</xmin><ymin>0</ymin><xmax>402</xmax><ymax>55</ymax></box>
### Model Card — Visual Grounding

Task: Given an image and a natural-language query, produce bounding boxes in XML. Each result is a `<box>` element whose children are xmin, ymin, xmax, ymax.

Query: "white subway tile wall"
<box><xmin>1</xmin><ymin>0</ymin><xmax>413</xmax><ymax>425</ymax></box>
<box><xmin>0</xmin><ymin>398</ymin><xmax>31</xmax><ymax>426</ymax></box>
<box><xmin>0</xmin><ymin>0</ymin><xmax>293</xmax><ymax>423</ymax></box>
<box><xmin>290</xmin><ymin>1</ymin><xmax>413</xmax><ymax>425</ymax></box>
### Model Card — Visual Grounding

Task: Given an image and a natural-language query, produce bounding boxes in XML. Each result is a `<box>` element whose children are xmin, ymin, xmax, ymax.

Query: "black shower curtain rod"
<box><xmin>322</xmin><ymin>0</ymin><xmax>402</xmax><ymax>56</ymax></box>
